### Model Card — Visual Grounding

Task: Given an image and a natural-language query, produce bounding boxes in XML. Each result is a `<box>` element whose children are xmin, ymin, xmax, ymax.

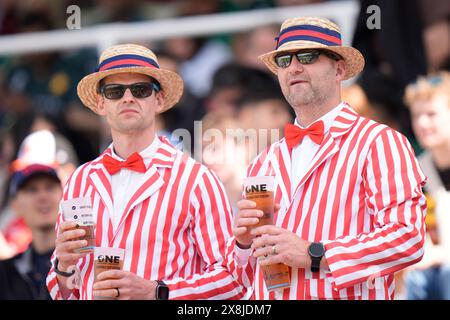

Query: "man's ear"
<box><xmin>155</xmin><ymin>91</ymin><xmax>165</xmax><ymax>113</ymax></box>
<box><xmin>96</xmin><ymin>94</ymin><xmax>106</xmax><ymax>116</ymax></box>
<box><xmin>335</xmin><ymin>60</ymin><xmax>346</xmax><ymax>82</ymax></box>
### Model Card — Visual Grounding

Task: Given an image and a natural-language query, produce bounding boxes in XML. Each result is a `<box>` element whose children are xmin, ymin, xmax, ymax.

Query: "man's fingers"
<box><xmin>57</xmin><ymin>228</ymin><xmax>86</xmax><ymax>243</ymax></box>
<box><xmin>237</xmin><ymin>199</ymin><xmax>256</xmax><ymax>210</ymax></box>
<box><xmin>232</xmin><ymin>226</ymin><xmax>248</xmax><ymax>237</ymax></box>
<box><xmin>251</xmin><ymin>234</ymin><xmax>279</xmax><ymax>249</ymax></box>
<box><xmin>258</xmin><ymin>255</ymin><xmax>282</xmax><ymax>266</ymax></box>
<box><xmin>253</xmin><ymin>246</ymin><xmax>274</xmax><ymax>258</ymax></box>
<box><xmin>92</xmin><ymin>279</ymin><xmax>121</xmax><ymax>291</ymax></box>
<box><xmin>58</xmin><ymin>221</ymin><xmax>78</xmax><ymax>234</ymax></box>
<box><xmin>96</xmin><ymin>269</ymin><xmax>126</xmax><ymax>281</ymax></box>
<box><xmin>58</xmin><ymin>240</ymin><xmax>88</xmax><ymax>252</ymax></box>
<box><xmin>56</xmin><ymin>252</ymin><xmax>87</xmax><ymax>267</ymax></box>
<box><xmin>237</xmin><ymin>209</ymin><xmax>263</xmax><ymax>219</ymax></box>
<box><xmin>93</xmin><ymin>288</ymin><xmax>119</xmax><ymax>299</ymax></box>
<box><xmin>236</xmin><ymin>217</ymin><xmax>260</xmax><ymax>228</ymax></box>
<box><xmin>250</xmin><ymin>225</ymin><xmax>282</xmax><ymax>236</ymax></box>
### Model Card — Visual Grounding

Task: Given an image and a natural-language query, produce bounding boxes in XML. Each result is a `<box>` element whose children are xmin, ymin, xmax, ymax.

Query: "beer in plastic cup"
<box><xmin>93</xmin><ymin>247</ymin><xmax>125</xmax><ymax>300</ymax></box>
<box><xmin>61</xmin><ymin>197</ymin><xmax>95</xmax><ymax>253</ymax></box>
<box><xmin>243</xmin><ymin>176</ymin><xmax>291</xmax><ymax>292</ymax></box>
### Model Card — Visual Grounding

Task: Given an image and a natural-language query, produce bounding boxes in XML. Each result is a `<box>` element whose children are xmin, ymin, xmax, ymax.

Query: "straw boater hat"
<box><xmin>259</xmin><ymin>17</ymin><xmax>365</xmax><ymax>80</ymax></box>
<box><xmin>77</xmin><ymin>44</ymin><xmax>184</xmax><ymax>114</ymax></box>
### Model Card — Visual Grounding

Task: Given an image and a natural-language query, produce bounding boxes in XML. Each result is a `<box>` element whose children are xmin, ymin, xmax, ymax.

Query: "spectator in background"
<box><xmin>353</xmin><ymin>0</ymin><xmax>450</xmax><ymax>146</ymax></box>
<box><xmin>0</xmin><ymin>130</ymin><xmax>77</xmax><ymax>258</ymax></box>
<box><xmin>201</xmin><ymin>114</ymin><xmax>248</xmax><ymax>213</ymax></box>
<box><xmin>233</xmin><ymin>25</ymin><xmax>280</xmax><ymax>71</ymax></box>
<box><xmin>1</xmin><ymin>9</ymin><xmax>100</xmax><ymax>164</ymax></box>
<box><xmin>172</xmin><ymin>36</ymin><xmax>233</xmax><ymax>98</ymax></box>
<box><xmin>236</xmin><ymin>90</ymin><xmax>293</xmax><ymax>160</ymax></box>
<box><xmin>81</xmin><ymin>0</ymin><xmax>147</xmax><ymax>26</ymax></box>
<box><xmin>204</xmin><ymin>63</ymin><xmax>279</xmax><ymax>117</ymax></box>
<box><xmin>352</xmin><ymin>0</ymin><xmax>428</xmax><ymax>142</ymax></box>
<box><xmin>0</xmin><ymin>128</ymin><xmax>15</xmax><ymax>223</ymax></box>
<box><xmin>402</xmin><ymin>71</ymin><xmax>450</xmax><ymax>300</ymax></box>
<box><xmin>0</xmin><ymin>162</ymin><xmax>62</xmax><ymax>299</ymax></box>
<box><xmin>152</xmin><ymin>49</ymin><xmax>201</xmax><ymax>150</ymax></box>
<box><xmin>416</xmin><ymin>0</ymin><xmax>450</xmax><ymax>73</ymax></box>
<box><xmin>341</xmin><ymin>73</ymin><xmax>404</xmax><ymax>132</ymax></box>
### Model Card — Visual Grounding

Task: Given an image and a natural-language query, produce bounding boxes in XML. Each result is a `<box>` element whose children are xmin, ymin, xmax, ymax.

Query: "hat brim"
<box><xmin>10</xmin><ymin>166</ymin><xmax>60</xmax><ymax>197</ymax></box>
<box><xmin>77</xmin><ymin>67</ymin><xmax>184</xmax><ymax>114</ymax></box>
<box><xmin>258</xmin><ymin>41</ymin><xmax>365</xmax><ymax>80</ymax></box>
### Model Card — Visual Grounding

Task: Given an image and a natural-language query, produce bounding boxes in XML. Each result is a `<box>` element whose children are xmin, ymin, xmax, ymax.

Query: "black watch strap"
<box><xmin>156</xmin><ymin>280</ymin><xmax>169</xmax><ymax>300</ymax></box>
<box><xmin>311</xmin><ymin>256</ymin><xmax>321</xmax><ymax>273</ymax></box>
<box><xmin>308</xmin><ymin>242</ymin><xmax>325</xmax><ymax>273</ymax></box>
<box><xmin>54</xmin><ymin>258</ymin><xmax>76</xmax><ymax>277</ymax></box>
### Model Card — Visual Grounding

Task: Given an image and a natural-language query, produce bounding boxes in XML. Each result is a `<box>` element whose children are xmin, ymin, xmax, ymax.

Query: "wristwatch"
<box><xmin>54</xmin><ymin>258</ymin><xmax>76</xmax><ymax>277</ymax></box>
<box><xmin>308</xmin><ymin>242</ymin><xmax>325</xmax><ymax>273</ymax></box>
<box><xmin>155</xmin><ymin>280</ymin><xmax>169</xmax><ymax>300</ymax></box>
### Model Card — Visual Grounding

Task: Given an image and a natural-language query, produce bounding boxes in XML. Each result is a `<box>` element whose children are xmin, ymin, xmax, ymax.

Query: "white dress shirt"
<box><xmin>109</xmin><ymin>137</ymin><xmax>160</xmax><ymax>230</ymax></box>
<box><xmin>290</xmin><ymin>103</ymin><xmax>344</xmax><ymax>193</ymax></box>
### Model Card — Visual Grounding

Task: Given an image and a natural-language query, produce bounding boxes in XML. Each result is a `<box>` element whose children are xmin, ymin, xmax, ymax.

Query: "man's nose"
<box><xmin>121</xmin><ymin>88</ymin><xmax>135</xmax><ymax>101</ymax></box>
<box><xmin>35</xmin><ymin>188</ymin><xmax>52</xmax><ymax>201</ymax></box>
<box><xmin>416</xmin><ymin>115</ymin><xmax>431</xmax><ymax>128</ymax></box>
<box><xmin>287</xmin><ymin>55</ymin><xmax>305</xmax><ymax>73</ymax></box>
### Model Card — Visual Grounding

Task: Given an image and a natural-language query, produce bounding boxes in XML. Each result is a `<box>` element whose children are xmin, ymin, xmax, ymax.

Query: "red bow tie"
<box><xmin>102</xmin><ymin>152</ymin><xmax>146</xmax><ymax>175</ymax></box>
<box><xmin>284</xmin><ymin>121</ymin><xmax>325</xmax><ymax>149</ymax></box>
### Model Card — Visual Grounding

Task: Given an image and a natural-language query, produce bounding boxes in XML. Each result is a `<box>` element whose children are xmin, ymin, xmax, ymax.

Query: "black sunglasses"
<box><xmin>274</xmin><ymin>49</ymin><xmax>341</xmax><ymax>69</ymax></box>
<box><xmin>100</xmin><ymin>82</ymin><xmax>160</xmax><ymax>100</ymax></box>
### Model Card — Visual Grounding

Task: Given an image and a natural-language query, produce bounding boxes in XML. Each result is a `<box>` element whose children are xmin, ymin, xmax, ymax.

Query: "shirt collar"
<box><xmin>294</xmin><ymin>102</ymin><xmax>345</xmax><ymax>133</ymax></box>
<box><xmin>110</xmin><ymin>136</ymin><xmax>161</xmax><ymax>167</ymax></box>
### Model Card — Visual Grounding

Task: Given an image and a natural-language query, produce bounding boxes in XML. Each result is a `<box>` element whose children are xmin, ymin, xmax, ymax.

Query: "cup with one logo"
<box><xmin>93</xmin><ymin>247</ymin><xmax>125</xmax><ymax>300</ymax></box>
<box><xmin>61</xmin><ymin>197</ymin><xmax>95</xmax><ymax>253</ymax></box>
<box><xmin>243</xmin><ymin>176</ymin><xmax>291</xmax><ymax>292</ymax></box>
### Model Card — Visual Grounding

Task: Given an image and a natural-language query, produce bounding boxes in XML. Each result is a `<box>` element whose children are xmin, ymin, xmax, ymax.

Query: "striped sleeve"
<box><xmin>225</xmin><ymin>236</ymin><xmax>256</xmax><ymax>296</ymax></box>
<box><xmin>46</xmin><ymin>164</ymin><xmax>90</xmax><ymax>300</ymax></box>
<box><xmin>323</xmin><ymin>128</ymin><xmax>427</xmax><ymax>291</ymax></box>
<box><xmin>164</xmin><ymin>167</ymin><xmax>248</xmax><ymax>299</ymax></box>
<box><xmin>222</xmin><ymin>151</ymin><xmax>272</xmax><ymax>291</ymax></box>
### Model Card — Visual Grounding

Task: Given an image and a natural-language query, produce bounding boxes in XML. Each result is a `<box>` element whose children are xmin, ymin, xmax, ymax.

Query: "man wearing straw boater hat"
<box><xmin>46</xmin><ymin>44</ymin><xmax>247</xmax><ymax>300</ymax></box>
<box><xmin>232</xmin><ymin>17</ymin><xmax>427</xmax><ymax>300</ymax></box>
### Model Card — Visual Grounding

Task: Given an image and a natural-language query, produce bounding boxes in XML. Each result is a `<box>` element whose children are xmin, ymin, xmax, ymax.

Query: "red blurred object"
<box><xmin>3</xmin><ymin>217</ymin><xmax>32</xmax><ymax>255</ymax></box>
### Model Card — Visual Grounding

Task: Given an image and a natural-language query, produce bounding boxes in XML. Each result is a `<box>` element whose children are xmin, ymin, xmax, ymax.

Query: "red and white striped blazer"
<box><xmin>235</xmin><ymin>104</ymin><xmax>427</xmax><ymax>300</ymax></box>
<box><xmin>46</xmin><ymin>136</ymin><xmax>247</xmax><ymax>300</ymax></box>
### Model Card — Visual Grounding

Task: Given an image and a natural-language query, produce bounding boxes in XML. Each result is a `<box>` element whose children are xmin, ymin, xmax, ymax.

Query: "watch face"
<box><xmin>157</xmin><ymin>284</ymin><xmax>169</xmax><ymax>300</ymax></box>
<box><xmin>309</xmin><ymin>242</ymin><xmax>325</xmax><ymax>258</ymax></box>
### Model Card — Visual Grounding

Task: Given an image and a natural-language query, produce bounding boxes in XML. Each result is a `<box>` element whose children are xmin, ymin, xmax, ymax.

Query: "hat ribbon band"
<box><xmin>276</xmin><ymin>25</ymin><xmax>342</xmax><ymax>49</ymax></box>
<box><xmin>97</xmin><ymin>54</ymin><xmax>159</xmax><ymax>72</ymax></box>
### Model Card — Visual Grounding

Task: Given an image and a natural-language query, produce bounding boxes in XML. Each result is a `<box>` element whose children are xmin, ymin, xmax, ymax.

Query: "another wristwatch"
<box><xmin>155</xmin><ymin>280</ymin><xmax>169</xmax><ymax>300</ymax></box>
<box><xmin>54</xmin><ymin>258</ymin><xmax>76</xmax><ymax>277</ymax></box>
<box><xmin>308</xmin><ymin>242</ymin><xmax>325</xmax><ymax>273</ymax></box>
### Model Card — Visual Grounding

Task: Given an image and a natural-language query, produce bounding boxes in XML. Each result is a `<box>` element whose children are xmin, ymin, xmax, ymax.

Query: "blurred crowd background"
<box><xmin>0</xmin><ymin>0</ymin><xmax>449</xmax><ymax>300</ymax></box>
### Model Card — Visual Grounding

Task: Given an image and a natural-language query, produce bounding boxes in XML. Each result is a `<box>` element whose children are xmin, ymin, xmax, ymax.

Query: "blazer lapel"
<box><xmin>88</xmin><ymin>148</ymin><xmax>115</xmax><ymax>224</ymax></box>
<box><xmin>111</xmin><ymin>137</ymin><xmax>176</xmax><ymax>240</ymax></box>
<box><xmin>269</xmin><ymin>142</ymin><xmax>292</xmax><ymax>208</ymax></box>
<box><xmin>290</xmin><ymin>104</ymin><xmax>360</xmax><ymax>203</ymax></box>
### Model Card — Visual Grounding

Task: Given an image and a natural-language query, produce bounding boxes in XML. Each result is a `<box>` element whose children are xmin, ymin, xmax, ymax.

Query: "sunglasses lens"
<box><xmin>103</xmin><ymin>85</ymin><xmax>125</xmax><ymax>99</ymax></box>
<box><xmin>275</xmin><ymin>54</ymin><xmax>292</xmax><ymax>68</ymax></box>
<box><xmin>130</xmin><ymin>83</ymin><xmax>153</xmax><ymax>98</ymax></box>
<box><xmin>295</xmin><ymin>52</ymin><xmax>319</xmax><ymax>64</ymax></box>
<box><xmin>101</xmin><ymin>83</ymin><xmax>155</xmax><ymax>99</ymax></box>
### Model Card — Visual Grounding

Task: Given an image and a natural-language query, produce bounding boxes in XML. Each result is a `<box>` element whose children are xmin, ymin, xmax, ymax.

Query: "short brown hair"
<box><xmin>404</xmin><ymin>71</ymin><xmax>450</xmax><ymax>107</ymax></box>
